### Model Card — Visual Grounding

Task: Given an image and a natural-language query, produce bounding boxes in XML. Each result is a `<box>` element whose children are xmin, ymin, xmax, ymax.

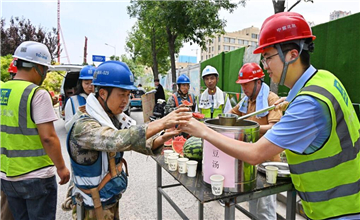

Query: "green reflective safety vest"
<box><xmin>198</xmin><ymin>93</ymin><xmax>228</xmax><ymax>119</ymax></box>
<box><xmin>1</xmin><ymin>80</ymin><xmax>53</xmax><ymax>177</ymax></box>
<box><xmin>285</xmin><ymin>70</ymin><xmax>360</xmax><ymax>219</ymax></box>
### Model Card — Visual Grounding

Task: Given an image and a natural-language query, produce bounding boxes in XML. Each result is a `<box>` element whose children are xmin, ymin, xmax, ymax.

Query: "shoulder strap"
<box><xmin>172</xmin><ymin>94</ymin><xmax>179</xmax><ymax>106</ymax></box>
<box><xmin>189</xmin><ymin>94</ymin><xmax>193</xmax><ymax>103</ymax></box>
<box><xmin>77</xmin><ymin>95</ymin><xmax>86</xmax><ymax>106</ymax></box>
<box><xmin>70</xmin><ymin>97</ymin><xmax>75</xmax><ymax>115</ymax></box>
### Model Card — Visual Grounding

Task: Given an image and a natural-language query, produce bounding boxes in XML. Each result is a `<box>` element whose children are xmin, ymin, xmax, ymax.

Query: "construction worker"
<box><xmin>67</xmin><ymin>60</ymin><xmax>191</xmax><ymax>219</ymax></box>
<box><xmin>180</xmin><ymin>12</ymin><xmax>360</xmax><ymax>220</ymax></box>
<box><xmin>228</xmin><ymin>63</ymin><xmax>282</xmax><ymax>219</ymax></box>
<box><xmin>8</xmin><ymin>58</ymin><xmax>17</xmax><ymax>80</ymax></box>
<box><xmin>64</xmin><ymin>65</ymin><xmax>95</xmax><ymax>132</ymax></box>
<box><xmin>196</xmin><ymin>65</ymin><xmax>232</xmax><ymax>119</ymax></box>
<box><xmin>165</xmin><ymin>73</ymin><xmax>196</xmax><ymax>114</ymax></box>
<box><xmin>0</xmin><ymin>41</ymin><xmax>70</xmax><ymax>220</ymax></box>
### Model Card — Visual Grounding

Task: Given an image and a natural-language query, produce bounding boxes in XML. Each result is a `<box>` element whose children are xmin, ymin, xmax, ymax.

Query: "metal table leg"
<box><xmin>198</xmin><ymin>201</ymin><xmax>203</xmax><ymax>220</ymax></box>
<box><xmin>224</xmin><ymin>198</ymin><xmax>236</xmax><ymax>220</ymax></box>
<box><xmin>157</xmin><ymin>164</ymin><xmax>162</xmax><ymax>220</ymax></box>
<box><xmin>286</xmin><ymin>190</ymin><xmax>296</xmax><ymax>220</ymax></box>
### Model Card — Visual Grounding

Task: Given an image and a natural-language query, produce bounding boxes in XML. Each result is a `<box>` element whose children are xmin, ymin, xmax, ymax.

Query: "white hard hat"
<box><xmin>13</xmin><ymin>41</ymin><xmax>52</xmax><ymax>67</ymax></box>
<box><xmin>202</xmin><ymin>65</ymin><xmax>219</xmax><ymax>78</ymax></box>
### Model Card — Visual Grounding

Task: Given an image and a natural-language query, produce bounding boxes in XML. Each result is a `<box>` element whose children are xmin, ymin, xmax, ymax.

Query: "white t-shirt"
<box><xmin>0</xmin><ymin>89</ymin><xmax>57</xmax><ymax>181</ymax></box>
<box><xmin>64</xmin><ymin>93</ymin><xmax>88</xmax><ymax>132</ymax></box>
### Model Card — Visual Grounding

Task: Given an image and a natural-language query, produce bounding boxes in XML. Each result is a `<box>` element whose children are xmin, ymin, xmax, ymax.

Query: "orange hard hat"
<box><xmin>236</xmin><ymin>63</ymin><xmax>265</xmax><ymax>84</ymax></box>
<box><xmin>253</xmin><ymin>12</ymin><xmax>316</xmax><ymax>54</ymax></box>
<box><xmin>8</xmin><ymin>58</ymin><xmax>18</xmax><ymax>73</ymax></box>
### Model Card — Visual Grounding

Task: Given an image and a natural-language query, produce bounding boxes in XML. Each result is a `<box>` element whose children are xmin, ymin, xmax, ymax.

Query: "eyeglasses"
<box><xmin>261</xmin><ymin>53</ymin><xmax>279</xmax><ymax>68</ymax></box>
<box><xmin>261</xmin><ymin>49</ymin><xmax>291</xmax><ymax>68</ymax></box>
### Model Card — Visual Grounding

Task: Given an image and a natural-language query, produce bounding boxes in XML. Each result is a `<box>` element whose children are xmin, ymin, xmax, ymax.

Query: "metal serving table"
<box><xmin>153</xmin><ymin>155</ymin><xmax>297</xmax><ymax>220</ymax></box>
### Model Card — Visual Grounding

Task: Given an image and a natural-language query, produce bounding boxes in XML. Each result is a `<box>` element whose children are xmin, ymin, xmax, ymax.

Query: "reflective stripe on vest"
<box><xmin>1</xmin><ymin>81</ymin><xmax>53</xmax><ymax>177</ymax></box>
<box><xmin>285</xmin><ymin>70</ymin><xmax>360</xmax><ymax>219</ymax></box>
<box><xmin>1</xmin><ymin>84</ymin><xmax>38</xmax><ymax>135</ymax></box>
<box><xmin>172</xmin><ymin>93</ymin><xmax>193</xmax><ymax>107</ymax></box>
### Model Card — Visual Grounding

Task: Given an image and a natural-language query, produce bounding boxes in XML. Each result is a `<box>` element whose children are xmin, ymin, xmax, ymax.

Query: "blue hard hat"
<box><xmin>176</xmin><ymin>74</ymin><xmax>190</xmax><ymax>84</ymax></box>
<box><xmin>79</xmin><ymin>65</ymin><xmax>95</xmax><ymax>80</ymax></box>
<box><xmin>92</xmin><ymin>61</ymin><xmax>136</xmax><ymax>90</ymax></box>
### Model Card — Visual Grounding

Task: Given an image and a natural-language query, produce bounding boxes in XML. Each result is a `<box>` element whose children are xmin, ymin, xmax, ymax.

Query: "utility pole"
<box><xmin>84</xmin><ymin>37</ymin><xmax>88</xmax><ymax>64</ymax></box>
<box><xmin>57</xmin><ymin>0</ymin><xmax>60</xmax><ymax>63</ymax></box>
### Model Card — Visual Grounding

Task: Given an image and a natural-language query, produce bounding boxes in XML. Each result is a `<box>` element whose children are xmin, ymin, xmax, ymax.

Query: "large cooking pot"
<box><xmin>203</xmin><ymin>119</ymin><xmax>259</xmax><ymax>192</ymax></box>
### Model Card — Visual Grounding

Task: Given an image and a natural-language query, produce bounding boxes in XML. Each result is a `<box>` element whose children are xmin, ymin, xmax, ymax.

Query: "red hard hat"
<box><xmin>236</xmin><ymin>63</ymin><xmax>265</xmax><ymax>84</ymax></box>
<box><xmin>253</xmin><ymin>12</ymin><xmax>316</xmax><ymax>54</ymax></box>
<box><xmin>8</xmin><ymin>58</ymin><xmax>18</xmax><ymax>73</ymax></box>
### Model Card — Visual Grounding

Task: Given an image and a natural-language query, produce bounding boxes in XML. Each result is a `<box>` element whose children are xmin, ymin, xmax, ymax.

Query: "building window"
<box><xmin>223</xmin><ymin>45</ymin><xmax>229</xmax><ymax>51</ymax></box>
<box><xmin>212</xmin><ymin>46</ymin><xmax>214</xmax><ymax>52</ymax></box>
<box><xmin>218</xmin><ymin>45</ymin><xmax>220</xmax><ymax>50</ymax></box>
<box><xmin>251</xmin><ymin>41</ymin><xmax>257</xmax><ymax>47</ymax></box>
<box><xmin>238</xmin><ymin>39</ymin><xmax>243</xmax><ymax>45</ymax></box>
<box><xmin>251</xmin><ymin>33</ymin><xmax>258</xmax><ymax>39</ymax></box>
<box><xmin>244</xmin><ymin>40</ymin><xmax>248</xmax><ymax>45</ymax></box>
<box><xmin>224</xmin><ymin>37</ymin><xmax>230</xmax><ymax>43</ymax></box>
<box><xmin>230</xmin><ymin>38</ymin><xmax>235</xmax><ymax>44</ymax></box>
<box><xmin>218</xmin><ymin>36</ymin><xmax>221</xmax><ymax>42</ymax></box>
<box><xmin>230</xmin><ymin>46</ymin><xmax>235</xmax><ymax>51</ymax></box>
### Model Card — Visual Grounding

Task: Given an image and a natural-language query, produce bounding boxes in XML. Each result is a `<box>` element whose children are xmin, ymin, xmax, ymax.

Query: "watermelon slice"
<box><xmin>181</xmin><ymin>100</ymin><xmax>193</xmax><ymax>106</ymax></box>
<box><xmin>164</xmin><ymin>139</ymin><xmax>172</xmax><ymax>147</ymax></box>
<box><xmin>172</xmin><ymin>136</ymin><xmax>187</xmax><ymax>156</ymax></box>
<box><xmin>192</xmin><ymin>112</ymin><xmax>205</xmax><ymax>119</ymax></box>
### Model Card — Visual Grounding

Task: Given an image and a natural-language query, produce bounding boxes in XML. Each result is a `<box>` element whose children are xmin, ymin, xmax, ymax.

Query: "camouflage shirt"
<box><xmin>165</xmin><ymin>92</ymin><xmax>196</xmax><ymax>115</ymax></box>
<box><xmin>68</xmin><ymin>115</ymin><xmax>162</xmax><ymax>165</ymax></box>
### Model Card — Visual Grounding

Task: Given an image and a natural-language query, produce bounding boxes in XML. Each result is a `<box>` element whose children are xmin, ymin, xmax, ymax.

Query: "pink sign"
<box><xmin>203</xmin><ymin>132</ymin><xmax>235</xmax><ymax>188</ymax></box>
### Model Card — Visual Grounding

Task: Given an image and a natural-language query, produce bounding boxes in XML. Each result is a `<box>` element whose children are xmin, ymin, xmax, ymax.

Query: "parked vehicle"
<box><xmin>130</xmin><ymin>90</ymin><xmax>145</xmax><ymax>109</ymax></box>
<box><xmin>50</xmin><ymin>65</ymin><xmax>83</xmax><ymax>120</ymax></box>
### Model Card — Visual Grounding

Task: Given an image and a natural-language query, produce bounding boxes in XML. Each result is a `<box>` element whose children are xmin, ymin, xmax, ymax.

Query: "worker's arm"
<box><xmin>37</xmin><ymin>122</ymin><xmax>70</xmax><ymax>185</ymax></box>
<box><xmin>180</xmin><ymin>118</ymin><xmax>284</xmax><ymax>165</ymax></box>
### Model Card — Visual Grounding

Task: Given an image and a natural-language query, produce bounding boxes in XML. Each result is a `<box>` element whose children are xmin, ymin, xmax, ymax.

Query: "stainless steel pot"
<box><xmin>202</xmin><ymin>119</ymin><xmax>259</xmax><ymax>192</ymax></box>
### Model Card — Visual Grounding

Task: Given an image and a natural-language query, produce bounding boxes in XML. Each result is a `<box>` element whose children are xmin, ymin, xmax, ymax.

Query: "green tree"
<box><xmin>0</xmin><ymin>16</ymin><xmax>61</xmax><ymax>61</ymax></box>
<box><xmin>128</xmin><ymin>0</ymin><xmax>244</xmax><ymax>90</ymax></box>
<box><xmin>120</xmin><ymin>54</ymin><xmax>145</xmax><ymax>81</ymax></box>
<box><xmin>0</xmin><ymin>54</ymin><xmax>13</xmax><ymax>81</ymax></box>
<box><xmin>126</xmin><ymin>19</ymin><xmax>175</xmax><ymax>79</ymax></box>
<box><xmin>41</xmin><ymin>71</ymin><xmax>64</xmax><ymax>94</ymax></box>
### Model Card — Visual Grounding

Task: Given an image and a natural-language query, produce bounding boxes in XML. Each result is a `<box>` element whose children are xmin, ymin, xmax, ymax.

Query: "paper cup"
<box><xmin>169</xmin><ymin>152</ymin><xmax>179</xmax><ymax>158</ymax></box>
<box><xmin>186</xmin><ymin>160</ymin><xmax>198</xmax><ymax>177</ymax></box>
<box><xmin>177</xmin><ymin>158</ymin><xmax>189</xmax><ymax>174</ymax></box>
<box><xmin>168</xmin><ymin>156</ymin><xmax>178</xmax><ymax>171</ymax></box>
<box><xmin>265</xmin><ymin>165</ymin><xmax>278</xmax><ymax>184</ymax></box>
<box><xmin>163</xmin><ymin>150</ymin><xmax>174</xmax><ymax>164</ymax></box>
<box><xmin>210</xmin><ymin>174</ymin><xmax>225</xmax><ymax>195</ymax></box>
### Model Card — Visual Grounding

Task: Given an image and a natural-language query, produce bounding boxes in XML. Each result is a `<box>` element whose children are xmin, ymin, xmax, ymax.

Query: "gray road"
<box><xmin>54</xmin><ymin>108</ymin><xmax>302</xmax><ymax>220</ymax></box>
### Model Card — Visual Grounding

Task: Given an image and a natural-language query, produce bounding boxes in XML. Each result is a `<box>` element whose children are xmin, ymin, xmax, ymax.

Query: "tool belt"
<box><xmin>78</xmin><ymin>153</ymin><xmax>128</xmax><ymax>220</ymax></box>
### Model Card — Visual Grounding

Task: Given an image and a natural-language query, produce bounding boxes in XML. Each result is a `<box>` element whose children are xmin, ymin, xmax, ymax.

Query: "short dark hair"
<box><xmin>154</xmin><ymin>79</ymin><xmax>159</xmax><ymax>82</ymax></box>
<box><xmin>279</xmin><ymin>38</ymin><xmax>314</xmax><ymax>68</ymax></box>
<box><xmin>138</xmin><ymin>84</ymin><xmax>142</xmax><ymax>87</ymax></box>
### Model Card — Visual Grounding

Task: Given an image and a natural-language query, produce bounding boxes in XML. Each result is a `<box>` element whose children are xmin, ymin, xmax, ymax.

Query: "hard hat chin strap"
<box><xmin>276</xmin><ymin>39</ymin><xmax>305</xmax><ymax>86</ymax></box>
<box><xmin>22</xmin><ymin>62</ymin><xmax>47</xmax><ymax>85</ymax></box>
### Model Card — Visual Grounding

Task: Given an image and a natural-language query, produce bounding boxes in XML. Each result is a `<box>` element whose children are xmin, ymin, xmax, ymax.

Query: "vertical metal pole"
<box><xmin>198</xmin><ymin>201</ymin><xmax>203</xmax><ymax>220</ymax></box>
<box><xmin>286</xmin><ymin>190</ymin><xmax>296</xmax><ymax>220</ymax></box>
<box><xmin>224</xmin><ymin>198</ymin><xmax>236</xmax><ymax>220</ymax></box>
<box><xmin>157</xmin><ymin>164</ymin><xmax>162</xmax><ymax>220</ymax></box>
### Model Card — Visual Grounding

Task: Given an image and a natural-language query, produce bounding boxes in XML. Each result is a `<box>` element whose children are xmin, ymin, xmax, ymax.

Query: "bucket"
<box><xmin>202</xmin><ymin>119</ymin><xmax>259</xmax><ymax>192</ymax></box>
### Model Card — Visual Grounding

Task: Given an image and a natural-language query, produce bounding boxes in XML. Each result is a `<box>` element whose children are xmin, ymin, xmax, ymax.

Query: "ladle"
<box><xmin>218</xmin><ymin>105</ymin><xmax>276</xmax><ymax>126</ymax></box>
